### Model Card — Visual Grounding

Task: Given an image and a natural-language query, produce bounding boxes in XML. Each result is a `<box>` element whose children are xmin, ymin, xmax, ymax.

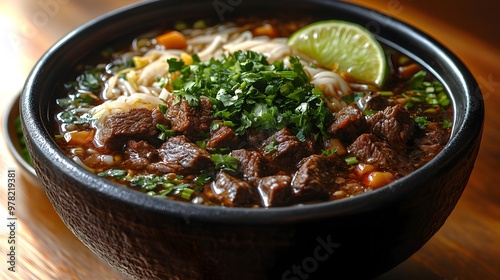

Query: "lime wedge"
<box><xmin>288</xmin><ymin>20</ymin><xmax>387</xmax><ymax>87</ymax></box>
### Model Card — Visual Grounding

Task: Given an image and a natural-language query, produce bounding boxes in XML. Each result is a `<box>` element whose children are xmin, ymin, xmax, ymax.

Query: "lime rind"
<box><xmin>288</xmin><ymin>20</ymin><xmax>387</xmax><ymax>87</ymax></box>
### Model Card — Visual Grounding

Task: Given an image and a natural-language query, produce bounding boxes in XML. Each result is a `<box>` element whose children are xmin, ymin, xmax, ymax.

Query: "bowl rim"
<box><xmin>20</xmin><ymin>0</ymin><xmax>484</xmax><ymax>224</ymax></box>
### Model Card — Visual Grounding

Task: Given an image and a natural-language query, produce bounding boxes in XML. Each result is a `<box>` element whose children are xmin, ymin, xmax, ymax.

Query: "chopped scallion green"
<box><xmin>345</xmin><ymin>157</ymin><xmax>358</xmax><ymax>165</ymax></box>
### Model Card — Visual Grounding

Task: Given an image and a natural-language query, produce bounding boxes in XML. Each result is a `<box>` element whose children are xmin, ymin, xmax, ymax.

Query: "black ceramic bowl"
<box><xmin>21</xmin><ymin>0</ymin><xmax>484</xmax><ymax>279</ymax></box>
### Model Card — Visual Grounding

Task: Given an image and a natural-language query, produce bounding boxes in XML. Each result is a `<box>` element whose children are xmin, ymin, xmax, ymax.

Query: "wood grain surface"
<box><xmin>1</xmin><ymin>0</ymin><xmax>499</xmax><ymax>279</ymax></box>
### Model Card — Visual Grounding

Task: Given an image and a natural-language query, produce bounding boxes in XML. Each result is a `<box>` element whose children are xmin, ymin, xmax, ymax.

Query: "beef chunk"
<box><xmin>206</xmin><ymin>125</ymin><xmax>239</xmax><ymax>150</ymax></box>
<box><xmin>304</xmin><ymin>135</ymin><xmax>322</xmax><ymax>154</ymax></box>
<box><xmin>367</xmin><ymin>104</ymin><xmax>414</xmax><ymax>150</ymax></box>
<box><xmin>261</xmin><ymin>128</ymin><xmax>310</xmax><ymax>173</ymax></box>
<box><xmin>211</xmin><ymin>171</ymin><xmax>258</xmax><ymax>207</ymax></box>
<box><xmin>153</xmin><ymin>135</ymin><xmax>212</xmax><ymax>174</ymax></box>
<box><xmin>328</xmin><ymin>105</ymin><xmax>367</xmax><ymax>142</ymax></box>
<box><xmin>100</xmin><ymin>108</ymin><xmax>168</xmax><ymax>150</ymax></box>
<box><xmin>414</xmin><ymin>122</ymin><xmax>449</xmax><ymax>147</ymax></box>
<box><xmin>356</xmin><ymin>91</ymin><xmax>388</xmax><ymax>112</ymax></box>
<box><xmin>245</xmin><ymin>129</ymin><xmax>270</xmax><ymax>149</ymax></box>
<box><xmin>411</xmin><ymin>122</ymin><xmax>449</xmax><ymax>165</ymax></box>
<box><xmin>152</xmin><ymin>108</ymin><xmax>169</xmax><ymax>126</ymax></box>
<box><xmin>291</xmin><ymin>154</ymin><xmax>343</xmax><ymax>202</ymax></box>
<box><xmin>257</xmin><ymin>175</ymin><xmax>293</xmax><ymax>207</ymax></box>
<box><xmin>126</xmin><ymin>140</ymin><xmax>159</xmax><ymax>160</ymax></box>
<box><xmin>122</xmin><ymin>140</ymin><xmax>159</xmax><ymax>170</ymax></box>
<box><xmin>165</xmin><ymin>98</ymin><xmax>212</xmax><ymax>141</ymax></box>
<box><xmin>348</xmin><ymin>134</ymin><xmax>402</xmax><ymax>169</ymax></box>
<box><xmin>230</xmin><ymin>149</ymin><xmax>267</xmax><ymax>183</ymax></box>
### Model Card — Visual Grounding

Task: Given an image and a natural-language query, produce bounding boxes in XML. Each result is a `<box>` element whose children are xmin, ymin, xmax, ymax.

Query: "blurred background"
<box><xmin>0</xmin><ymin>0</ymin><xmax>138</xmax><ymax>96</ymax></box>
<box><xmin>1</xmin><ymin>0</ymin><xmax>499</xmax><ymax>279</ymax></box>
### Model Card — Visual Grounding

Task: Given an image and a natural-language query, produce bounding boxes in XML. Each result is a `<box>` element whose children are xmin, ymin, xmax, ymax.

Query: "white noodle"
<box><xmin>138</xmin><ymin>85</ymin><xmax>152</xmax><ymax>95</ymax></box>
<box><xmin>188</xmin><ymin>34</ymin><xmax>227</xmax><ymax>45</ymax></box>
<box><xmin>120</xmin><ymin>79</ymin><xmax>137</xmax><ymax>97</ymax></box>
<box><xmin>309</xmin><ymin>69</ymin><xmax>352</xmax><ymax>112</ymax></box>
<box><xmin>90</xmin><ymin>93</ymin><xmax>166</xmax><ymax>120</ymax></box>
<box><xmin>227</xmin><ymin>30</ymin><xmax>253</xmax><ymax>44</ymax></box>
<box><xmin>101</xmin><ymin>155</ymin><xmax>114</xmax><ymax>165</ymax></box>
<box><xmin>197</xmin><ymin>35</ymin><xmax>227</xmax><ymax>61</ymax></box>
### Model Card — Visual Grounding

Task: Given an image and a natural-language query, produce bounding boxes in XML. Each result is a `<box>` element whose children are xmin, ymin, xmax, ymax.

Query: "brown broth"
<box><xmin>53</xmin><ymin>17</ymin><xmax>452</xmax><ymax>207</ymax></box>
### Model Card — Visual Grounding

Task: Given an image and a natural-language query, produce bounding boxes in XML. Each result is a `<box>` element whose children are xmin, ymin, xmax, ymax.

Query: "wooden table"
<box><xmin>1</xmin><ymin>0</ymin><xmax>499</xmax><ymax>279</ymax></box>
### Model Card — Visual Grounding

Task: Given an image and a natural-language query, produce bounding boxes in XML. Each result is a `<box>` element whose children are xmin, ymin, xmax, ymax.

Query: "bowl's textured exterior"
<box><xmin>21</xmin><ymin>0</ymin><xmax>484</xmax><ymax>279</ymax></box>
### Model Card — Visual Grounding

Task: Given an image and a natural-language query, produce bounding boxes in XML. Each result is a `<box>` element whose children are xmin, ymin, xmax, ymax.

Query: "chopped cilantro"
<box><xmin>263</xmin><ymin>138</ymin><xmax>278</xmax><ymax>154</ymax></box>
<box><xmin>156</xmin><ymin>123</ymin><xmax>176</xmax><ymax>141</ymax></box>
<box><xmin>56</xmin><ymin>110</ymin><xmax>95</xmax><ymax>125</ymax></box>
<box><xmin>194</xmin><ymin>172</ymin><xmax>212</xmax><ymax>186</ymax></box>
<box><xmin>167</xmin><ymin>50</ymin><xmax>332</xmax><ymax>140</ymax></box>
<box><xmin>167</xmin><ymin>57</ymin><xmax>185</xmax><ymax>72</ymax></box>
<box><xmin>210</xmin><ymin>154</ymin><xmax>239</xmax><ymax>172</ymax></box>
<box><xmin>158</xmin><ymin>104</ymin><xmax>167</xmax><ymax>114</ymax></box>
<box><xmin>196</xmin><ymin>140</ymin><xmax>207</xmax><ymax>149</ymax></box>
<box><xmin>56</xmin><ymin>92</ymin><xmax>95</xmax><ymax>109</ymax></box>
<box><xmin>129</xmin><ymin>174</ymin><xmax>196</xmax><ymax>200</ymax></box>
<box><xmin>76</xmin><ymin>70</ymin><xmax>101</xmax><ymax>91</ymax></box>
<box><xmin>414</xmin><ymin>116</ymin><xmax>431</xmax><ymax>129</ymax></box>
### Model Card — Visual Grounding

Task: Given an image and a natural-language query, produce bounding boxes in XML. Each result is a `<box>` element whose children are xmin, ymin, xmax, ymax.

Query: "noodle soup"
<box><xmin>53</xmin><ymin>17</ymin><xmax>452</xmax><ymax>207</ymax></box>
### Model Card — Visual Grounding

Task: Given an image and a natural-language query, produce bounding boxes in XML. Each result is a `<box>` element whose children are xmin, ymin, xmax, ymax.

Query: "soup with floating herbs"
<box><xmin>53</xmin><ymin>17</ymin><xmax>452</xmax><ymax>207</ymax></box>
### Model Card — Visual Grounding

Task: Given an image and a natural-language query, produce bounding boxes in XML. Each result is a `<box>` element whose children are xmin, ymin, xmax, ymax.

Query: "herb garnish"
<box><xmin>210</xmin><ymin>154</ymin><xmax>239</xmax><ymax>173</ymax></box>
<box><xmin>129</xmin><ymin>174</ymin><xmax>195</xmax><ymax>200</ymax></box>
<box><xmin>156</xmin><ymin>123</ymin><xmax>176</xmax><ymax>141</ymax></box>
<box><xmin>56</xmin><ymin>110</ymin><xmax>95</xmax><ymax>125</ymax></box>
<box><xmin>56</xmin><ymin>92</ymin><xmax>95</xmax><ymax>109</ymax></box>
<box><xmin>414</xmin><ymin>116</ymin><xmax>431</xmax><ymax>129</ymax></box>
<box><xmin>321</xmin><ymin>148</ymin><xmax>337</xmax><ymax>156</ymax></box>
<box><xmin>406</xmin><ymin>71</ymin><xmax>450</xmax><ymax>108</ymax></box>
<box><xmin>263</xmin><ymin>138</ymin><xmax>278</xmax><ymax>154</ymax></box>
<box><xmin>167</xmin><ymin>50</ymin><xmax>332</xmax><ymax>141</ymax></box>
<box><xmin>64</xmin><ymin>68</ymin><xmax>104</xmax><ymax>92</ymax></box>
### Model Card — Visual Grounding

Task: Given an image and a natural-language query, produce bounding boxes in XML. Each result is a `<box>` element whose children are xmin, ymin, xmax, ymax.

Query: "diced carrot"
<box><xmin>354</xmin><ymin>163</ymin><xmax>376</xmax><ymax>177</ymax></box>
<box><xmin>64</xmin><ymin>130</ymin><xmax>95</xmax><ymax>146</ymax></box>
<box><xmin>253</xmin><ymin>24</ymin><xmax>278</xmax><ymax>38</ymax></box>
<box><xmin>397</xmin><ymin>63</ymin><xmax>421</xmax><ymax>80</ymax></box>
<box><xmin>363</xmin><ymin>171</ymin><xmax>394</xmax><ymax>189</ymax></box>
<box><xmin>155</xmin><ymin>31</ymin><xmax>187</xmax><ymax>49</ymax></box>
